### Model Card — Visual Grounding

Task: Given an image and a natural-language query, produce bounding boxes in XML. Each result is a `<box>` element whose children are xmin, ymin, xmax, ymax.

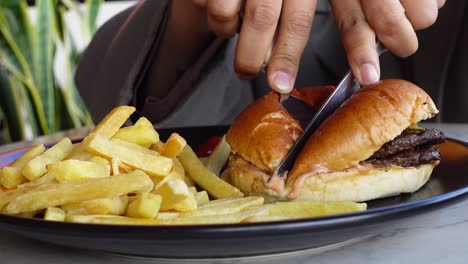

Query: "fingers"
<box><xmin>400</xmin><ymin>0</ymin><xmax>439</xmax><ymax>30</ymax></box>
<box><xmin>235</xmin><ymin>0</ymin><xmax>282</xmax><ymax>79</ymax></box>
<box><xmin>267</xmin><ymin>0</ymin><xmax>316</xmax><ymax>93</ymax></box>
<box><xmin>192</xmin><ymin>0</ymin><xmax>207</xmax><ymax>8</ymax></box>
<box><xmin>361</xmin><ymin>0</ymin><xmax>418</xmax><ymax>58</ymax></box>
<box><xmin>330</xmin><ymin>0</ymin><xmax>379</xmax><ymax>85</ymax></box>
<box><xmin>206</xmin><ymin>0</ymin><xmax>243</xmax><ymax>38</ymax></box>
<box><xmin>436</xmin><ymin>0</ymin><xmax>446</xmax><ymax>8</ymax></box>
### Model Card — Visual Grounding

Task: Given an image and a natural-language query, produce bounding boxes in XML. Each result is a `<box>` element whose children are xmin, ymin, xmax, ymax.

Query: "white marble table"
<box><xmin>0</xmin><ymin>124</ymin><xmax>467</xmax><ymax>264</ymax></box>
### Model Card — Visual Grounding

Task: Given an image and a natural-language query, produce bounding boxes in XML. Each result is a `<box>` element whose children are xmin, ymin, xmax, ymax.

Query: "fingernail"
<box><xmin>359</xmin><ymin>63</ymin><xmax>379</xmax><ymax>85</ymax></box>
<box><xmin>272</xmin><ymin>70</ymin><xmax>294</xmax><ymax>92</ymax></box>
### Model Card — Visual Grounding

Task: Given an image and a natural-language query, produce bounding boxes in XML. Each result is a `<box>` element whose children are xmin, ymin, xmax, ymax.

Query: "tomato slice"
<box><xmin>195</xmin><ymin>136</ymin><xmax>222</xmax><ymax>157</ymax></box>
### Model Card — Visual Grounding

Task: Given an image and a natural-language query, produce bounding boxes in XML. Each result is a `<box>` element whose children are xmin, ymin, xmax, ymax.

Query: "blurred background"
<box><xmin>0</xmin><ymin>0</ymin><xmax>134</xmax><ymax>145</ymax></box>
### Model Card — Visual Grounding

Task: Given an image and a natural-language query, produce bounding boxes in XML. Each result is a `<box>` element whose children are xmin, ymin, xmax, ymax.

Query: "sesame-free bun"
<box><xmin>293</xmin><ymin>163</ymin><xmax>435</xmax><ymax>201</ymax></box>
<box><xmin>226</xmin><ymin>154</ymin><xmax>436</xmax><ymax>202</ymax></box>
<box><xmin>287</xmin><ymin>79</ymin><xmax>438</xmax><ymax>188</ymax></box>
<box><xmin>226</xmin><ymin>86</ymin><xmax>334</xmax><ymax>173</ymax></box>
<box><xmin>225</xmin><ymin>80</ymin><xmax>439</xmax><ymax>201</ymax></box>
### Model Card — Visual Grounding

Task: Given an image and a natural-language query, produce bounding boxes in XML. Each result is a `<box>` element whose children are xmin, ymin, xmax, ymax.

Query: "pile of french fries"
<box><xmin>0</xmin><ymin>106</ymin><xmax>366</xmax><ymax>225</ymax></box>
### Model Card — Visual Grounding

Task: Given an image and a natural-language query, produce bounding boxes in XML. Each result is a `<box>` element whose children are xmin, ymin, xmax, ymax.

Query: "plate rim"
<box><xmin>0</xmin><ymin>137</ymin><xmax>466</xmax><ymax>238</ymax></box>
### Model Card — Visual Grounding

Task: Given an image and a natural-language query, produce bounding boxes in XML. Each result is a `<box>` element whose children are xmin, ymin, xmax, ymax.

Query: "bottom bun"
<box><xmin>226</xmin><ymin>155</ymin><xmax>435</xmax><ymax>202</ymax></box>
<box><xmin>294</xmin><ymin>163</ymin><xmax>434</xmax><ymax>202</ymax></box>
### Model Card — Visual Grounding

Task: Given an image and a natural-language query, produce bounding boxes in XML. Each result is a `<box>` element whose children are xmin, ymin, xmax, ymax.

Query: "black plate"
<box><xmin>0</xmin><ymin>126</ymin><xmax>468</xmax><ymax>259</ymax></box>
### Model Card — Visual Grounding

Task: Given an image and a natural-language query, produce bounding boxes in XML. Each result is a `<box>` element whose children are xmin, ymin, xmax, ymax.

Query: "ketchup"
<box><xmin>195</xmin><ymin>136</ymin><xmax>222</xmax><ymax>157</ymax></box>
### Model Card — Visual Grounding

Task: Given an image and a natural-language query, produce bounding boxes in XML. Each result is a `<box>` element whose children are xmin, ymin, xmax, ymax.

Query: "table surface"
<box><xmin>0</xmin><ymin>123</ymin><xmax>467</xmax><ymax>264</ymax></box>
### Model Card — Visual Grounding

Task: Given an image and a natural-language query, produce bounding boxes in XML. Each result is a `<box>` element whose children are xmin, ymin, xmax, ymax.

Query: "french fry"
<box><xmin>242</xmin><ymin>201</ymin><xmax>367</xmax><ymax>222</ymax></box>
<box><xmin>134</xmin><ymin>117</ymin><xmax>154</xmax><ymax>128</ymax></box>
<box><xmin>17</xmin><ymin>173</ymin><xmax>56</xmax><ymax>188</ymax></box>
<box><xmin>0</xmin><ymin>104</ymin><xmax>371</xmax><ymax>225</ymax></box>
<box><xmin>66</xmin><ymin>206</ymin><xmax>267</xmax><ymax>225</ymax></box>
<box><xmin>203</xmin><ymin>136</ymin><xmax>231</xmax><ymax>176</ymax></box>
<box><xmin>172</xmin><ymin>194</ymin><xmax>197</xmax><ymax>212</ymax></box>
<box><xmin>126</xmin><ymin>193</ymin><xmax>162</xmax><ymax>219</ymax></box>
<box><xmin>86</xmin><ymin>133</ymin><xmax>173</xmax><ymax>177</ymax></box>
<box><xmin>194</xmin><ymin>190</ymin><xmax>209</xmax><ymax>206</ymax></box>
<box><xmin>0</xmin><ymin>182</ymin><xmax>56</xmax><ymax>210</ymax></box>
<box><xmin>118</xmin><ymin>163</ymin><xmax>133</xmax><ymax>174</ymax></box>
<box><xmin>241</xmin><ymin>215</ymin><xmax>292</xmax><ymax>223</ymax></box>
<box><xmin>92</xmin><ymin>106</ymin><xmax>136</xmax><ymax>138</ymax></box>
<box><xmin>10</xmin><ymin>144</ymin><xmax>46</xmax><ymax>168</ymax></box>
<box><xmin>127</xmin><ymin>195</ymin><xmax>138</xmax><ymax>204</ymax></box>
<box><xmin>110</xmin><ymin>138</ymin><xmax>160</xmax><ymax>157</ymax></box>
<box><xmin>154</xmin><ymin>178</ymin><xmax>196</xmax><ymax>211</ymax></box>
<box><xmin>22</xmin><ymin>138</ymin><xmax>73</xmax><ymax>181</ymax></box>
<box><xmin>185</xmin><ymin>196</ymin><xmax>263</xmax><ymax>216</ymax></box>
<box><xmin>160</xmin><ymin>133</ymin><xmax>186</xmax><ymax>158</ymax></box>
<box><xmin>168</xmin><ymin>158</ymin><xmax>185</xmax><ymax>180</ymax></box>
<box><xmin>169</xmin><ymin>205</ymin><xmax>269</xmax><ymax>224</ymax></box>
<box><xmin>5</xmin><ymin>170</ymin><xmax>153</xmax><ymax>214</ymax></box>
<box><xmin>67</xmin><ymin>106</ymin><xmax>135</xmax><ymax>159</ymax></box>
<box><xmin>184</xmin><ymin>174</ymin><xmax>195</xmax><ymax>187</ymax></box>
<box><xmin>153</xmin><ymin>158</ymin><xmax>185</xmax><ymax>189</ymax></box>
<box><xmin>267</xmin><ymin>201</ymin><xmax>367</xmax><ymax>216</ymax></box>
<box><xmin>189</xmin><ymin>186</ymin><xmax>197</xmax><ymax>194</ymax></box>
<box><xmin>1</xmin><ymin>144</ymin><xmax>46</xmax><ymax>189</ymax></box>
<box><xmin>156</xmin><ymin>212</ymin><xmax>180</xmax><ymax>219</ymax></box>
<box><xmin>150</xmin><ymin>141</ymin><xmax>164</xmax><ymax>152</ymax></box>
<box><xmin>89</xmin><ymin>156</ymin><xmax>111</xmax><ymax>175</ymax></box>
<box><xmin>155</xmin><ymin>197</ymin><xmax>264</xmax><ymax>219</ymax></box>
<box><xmin>89</xmin><ymin>156</ymin><xmax>110</xmax><ymax>167</ymax></box>
<box><xmin>0</xmin><ymin>188</ymin><xmax>28</xmax><ymax>210</ymax></box>
<box><xmin>198</xmin><ymin>157</ymin><xmax>208</xmax><ymax>164</ymax></box>
<box><xmin>16</xmin><ymin>209</ymin><xmax>44</xmax><ymax>218</ymax></box>
<box><xmin>67</xmin><ymin>144</ymin><xmax>94</xmax><ymax>161</ymax></box>
<box><xmin>188</xmin><ymin>186</ymin><xmax>209</xmax><ymax>206</ymax></box>
<box><xmin>111</xmin><ymin>158</ymin><xmax>121</xmax><ymax>175</ymax></box>
<box><xmin>62</xmin><ymin>196</ymin><xmax>128</xmax><ymax>215</ymax></box>
<box><xmin>0</xmin><ymin>167</ymin><xmax>28</xmax><ymax>190</ymax></box>
<box><xmin>44</xmin><ymin>207</ymin><xmax>66</xmax><ymax>221</ymax></box>
<box><xmin>48</xmin><ymin>160</ymin><xmax>110</xmax><ymax>182</ymax></box>
<box><xmin>113</xmin><ymin>118</ymin><xmax>159</xmax><ymax>147</ymax></box>
<box><xmin>178</xmin><ymin>145</ymin><xmax>243</xmax><ymax>199</ymax></box>
<box><xmin>109</xmin><ymin>157</ymin><xmax>133</xmax><ymax>175</ymax></box>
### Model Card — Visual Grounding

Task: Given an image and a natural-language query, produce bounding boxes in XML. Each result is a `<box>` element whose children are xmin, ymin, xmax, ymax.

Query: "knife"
<box><xmin>274</xmin><ymin>42</ymin><xmax>388</xmax><ymax>178</ymax></box>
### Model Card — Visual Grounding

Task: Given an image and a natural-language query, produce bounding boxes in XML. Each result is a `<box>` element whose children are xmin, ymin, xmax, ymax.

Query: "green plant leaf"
<box><xmin>82</xmin><ymin>0</ymin><xmax>102</xmax><ymax>43</ymax></box>
<box><xmin>0</xmin><ymin>52</ymin><xmax>50</xmax><ymax>135</ymax></box>
<box><xmin>33</xmin><ymin>0</ymin><xmax>56</xmax><ymax>132</ymax></box>
<box><xmin>0</xmin><ymin>10</ymin><xmax>49</xmax><ymax>139</ymax></box>
<box><xmin>0</xmin><ymin>9</ymin><xmax>49</xmax><ymax>135</ymax></box>
<box><xmin>0</xmin><ymin>68</ymin><xmax>39</xmax><ymax>142</ymax></box>
<box><xmin>0</xmin><ymin>1</ymin><xmax>22</xmax><ymax>7</ymax></box>
<box><xmin>0</xmin><ymin>9</ymin><xmax>27</xmax><ymax>76</ymax></box>
<box><xmin>0</xmin><ymin>104</ymin><xmax>11</xmax><ymax>144</ymax></box>
<box><xmin>55</xmin><ymin>10</ymin><xmax>94</xmax><ymax>130</ymax></box>
<box><xmin>53</xmin><ymin>1</ymin><xmax>65</xmax><ymax>42</ymax></box>
<box><xmin>0</xmin><ymin>0</ymin><xmax>97</xmax><ymax>143</ymax></box>
<box><xmin>1</xmin><ymin>1</ymin><xmax>33</xmax><ymax>66</ymax></box>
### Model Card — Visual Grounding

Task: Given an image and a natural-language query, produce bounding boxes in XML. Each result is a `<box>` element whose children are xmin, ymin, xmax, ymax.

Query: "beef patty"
<box><xmin>366</xmin><ymin>128</ymin><xmax>445</xmax><ymax>167</ymax></box>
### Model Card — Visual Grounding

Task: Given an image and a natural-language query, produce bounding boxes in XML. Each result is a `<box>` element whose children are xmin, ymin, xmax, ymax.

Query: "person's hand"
<box><xmin>194</xmin><ymin>0</ymin><xmax>446</xmax><ymax>93</ymax></box>
<box><xmin>193</xmin><ymin>0</ymin><xmax>318</xmax><ymax>93</ymax></box>
<box><xmin>329</xmin><ymin>0</ymin><xmax>446</xmax><ymax>85</ymax></box>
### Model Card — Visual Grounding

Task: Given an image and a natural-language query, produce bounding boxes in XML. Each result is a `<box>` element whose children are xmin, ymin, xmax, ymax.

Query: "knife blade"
<box><xmin>273</xmin><ymin>72</ymin><xmax>360</xmax><ymax>178</ymax></box>
<box><xmin>280</xmin><ymin>94</ymin><xmax>316</xmax><ymax>129</ymax></box>
<box><xmin>273</xmin><ymin>42</ymin><xmax>387</xmax><ymax>178</ymax></box>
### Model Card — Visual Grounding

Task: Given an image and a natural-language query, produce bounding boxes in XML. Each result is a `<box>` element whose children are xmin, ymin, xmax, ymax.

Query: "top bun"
<box><xmin>226</xmin><ymin>86</ymin><xmax>334</xmax><ymax>173</ymax></box>
<box><xmin>286</xmin><ymin>79</ymin><xmax>438</xmax><ymax>187</ymax></box>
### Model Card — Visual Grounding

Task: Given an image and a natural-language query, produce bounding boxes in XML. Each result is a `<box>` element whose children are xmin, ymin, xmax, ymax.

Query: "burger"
<box><xmin>224</xmin><ymin>79</ymin><xmax>445</xmax><ymax>202</ymax></box>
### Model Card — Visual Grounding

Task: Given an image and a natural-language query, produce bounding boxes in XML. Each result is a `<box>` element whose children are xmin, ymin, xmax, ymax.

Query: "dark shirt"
<box><xmin>75</xmin><ymin>0</ymin><xmax>468</xmax><ymax>127</ymax></box>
